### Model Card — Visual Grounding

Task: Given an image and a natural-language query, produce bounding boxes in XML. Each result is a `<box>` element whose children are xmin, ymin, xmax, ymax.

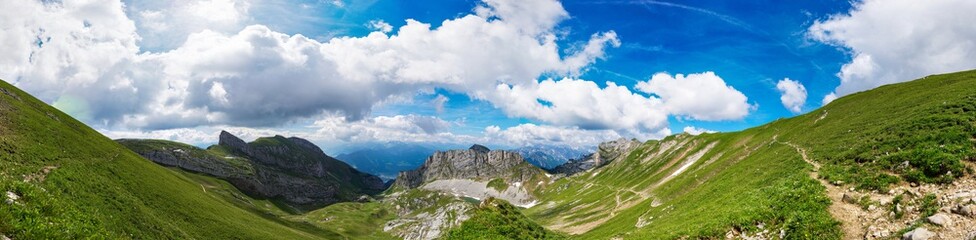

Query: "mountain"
<box><xmin>549</xmin><ymin>138</ymin><xmax>641</xmax><ymax>175</ymax></box>
<box><xmin>383</xmin><ymin>144</ymin><xmax>555</xmax><ymax>240</ymax></box>
<box><xmin>335</xmin><ymin>142</ymin><xmax>436</xmax><ymax>180</ymax></box>
<box><xmin>118</xmin><ymin>131</ymin><xmax>386</xmax><ymax>209</ymax></box>
<box><xmin>0</xmin><ymin>80</ymin><xmax>344</xmax><ymax>239</ymax></box>
<box><xmin>523</xmin><ymin>70</ymin><xmax>976</xmax><ymax>239</ymax></box>
<box><xmin>514</xmin><ymin>144</ymin><xmax>592</xmax><ymax>170</ymax></box>
<box><xmin>3</xmin><ymin>70</ymin><xmax>975</xmax><ymax>239</ymax></box>
<box><xmin>392</xmin><ymin>144</ymin><xmax>550</xmax><ymax>206</ymax></box>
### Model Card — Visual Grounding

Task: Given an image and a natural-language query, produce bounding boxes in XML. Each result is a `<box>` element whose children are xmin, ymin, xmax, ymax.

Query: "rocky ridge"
<box><xmin>118</xmin><ymin>131</ymin><xmax>385</xmax><ymax>209</ymax></box>
<box><xmin>550</xmin><ymin>138</ymin><xmax>642</xmax><ymax>176</ymax></box>
<box><xmin>393</xmin><ymin>144</ymin><xmax>544</xmax><ymax>190</ymax></box>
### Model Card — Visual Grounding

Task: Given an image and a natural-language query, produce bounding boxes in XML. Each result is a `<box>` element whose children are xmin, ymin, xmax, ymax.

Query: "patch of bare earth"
<box><xmin>782</xmin><ymin>139</ymin><xmax>976</xmax><ymax>240</ymax></box>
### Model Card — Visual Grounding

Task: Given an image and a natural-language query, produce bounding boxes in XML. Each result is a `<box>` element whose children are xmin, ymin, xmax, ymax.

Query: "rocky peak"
<box><xmin>393</xmin><ymin>146</ymin><xmax>540</xmax><ymax>189</ymax></box>
<box><xmin>550</xmin><ymin>138</ymin><xmax>642</xmax><ymax>175</ymax></box>
<box><xmin>218</xmin><ymin>131</ymin><xmax>248</xmax><ymax>150</ymax></box>
<box><xmin>469</xmin><ymin>144</ymin><xmax>490</xmax><ymax>153</ymax></box>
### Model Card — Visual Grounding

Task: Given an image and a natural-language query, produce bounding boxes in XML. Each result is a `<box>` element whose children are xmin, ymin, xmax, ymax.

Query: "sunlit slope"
<box><xmin>0</xmin><ymin>80</ymin><xmax>342</xmax><ymax>239</ymax></box>
<box><xmin>527</xmin><ymin>70</ymin><xmax>976</xmax><ymax>239</ymax></box>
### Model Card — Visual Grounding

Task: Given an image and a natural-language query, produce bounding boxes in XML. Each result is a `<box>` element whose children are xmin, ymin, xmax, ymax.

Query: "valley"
<box><xmin>2</xmin><ymin>70</ymin><xmax>976</xmax><ymax>239</ymax></box>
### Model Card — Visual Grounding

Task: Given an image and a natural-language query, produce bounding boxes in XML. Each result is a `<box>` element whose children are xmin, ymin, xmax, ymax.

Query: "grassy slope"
<box><xmin>0</xmin><ymin>80</ymin><xmax>343</xmax><ymax>239</ymax></box>
<box><xmin>119</xmin><ymin>138</ymin><xmax>405</xmax><ymax>239</ymax></box>
<box><xmin>527</xmin><ymin>70</ymin><xmax>976</xmax><ymax>239</ymax></box>
<box><xmin>248</xmin><ymin>135</ymin><xmax>384</xmax><ymax>199</ymax></box>
<box><xmin>444</xmin><ymin>198</ymin><xmax>564</xmax><ymax>240</ymax></box>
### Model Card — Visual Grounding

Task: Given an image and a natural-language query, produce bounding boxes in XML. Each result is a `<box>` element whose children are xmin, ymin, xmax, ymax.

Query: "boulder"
<box><xmin>842</xmin><ymin>193</ymin><xmax>858</xmax><ymax>204</ymax></box>
<box><xmin>926</xmin><ymin>213</ymin><xmax>952</xmax><ymax>226</ymax></box>
<box><xmin>902</xmin><ymin>227</ymin><xmax>935</xmax><ymax>240</ymax></box>
<box><xmin>952</xmin><ymin>204</ymin><xmax>976</xmax><ymax>217</ymax></box>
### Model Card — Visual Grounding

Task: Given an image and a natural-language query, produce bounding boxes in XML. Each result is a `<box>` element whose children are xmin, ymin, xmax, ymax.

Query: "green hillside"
<box><xmin>0</xmin><ymin>80</ymin><xmax>342</xmax><ymax>239</ymax></box>
<box><xmin>526</xmin><ymin>70</ymin><xmax>976</xmax><ymax>239</ymax></box>
<box><xmin>2</xmin><ymin>68</ymin><xmax>974</xmax><ymax>240</ymax></box>
<box><xmin>445</xmin><ymin>197</ymin><xmax>564</xmax><ymax>240</ymax></box>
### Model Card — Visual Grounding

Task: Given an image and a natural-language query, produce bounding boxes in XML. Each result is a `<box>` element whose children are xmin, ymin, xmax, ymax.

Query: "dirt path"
<box><xmin>553</xmin><ymin>178</ymin><xmax>655</xmax><ymax>234</ymax></box>
<box><xmin>776</xmin><ymin>138</ymin><xmax>864</xmax><ymax>240</ymax></box>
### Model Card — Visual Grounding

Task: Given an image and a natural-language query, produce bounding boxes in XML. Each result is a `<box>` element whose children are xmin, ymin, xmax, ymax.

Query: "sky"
<box><xmin>2</xmin><ymin>0</ymin><xmax>975</xmax><ymax>154</ymax></box>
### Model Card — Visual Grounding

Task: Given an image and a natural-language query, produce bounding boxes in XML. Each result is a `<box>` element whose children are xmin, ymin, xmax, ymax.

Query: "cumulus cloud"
<box><xmin>809</xmin><ymin>0</ymin><xmax>976</xmax><ymax>104</ymax></box>
<box><xmin>312</xmin><ymin>114</ymin><xmax>459</xmax><ymax>143</ymax></box>
<box><xmin>2</xmin><ymin>0</ymin><xmax>619</xmax><ymax>129</ymax></box>
<box><xmin>2</xmin><ymin>0</ymin><xmax>758</xmax><ymax>146</ymax></box>
<box><xmin>367</xmin><ymin>20</ymin><xmax>393</xmax><ymax>33</ymax></box>
<box><xmin>431</xmin><ymin>94</ymin><xmax>449</xmax><ymax>114</ymax></box>
<box><xmin>493</xmin><ymin>78</ymin><xmax>668</xmax><ymax>133</ymax></box>
<box><xmin>485</xmin><ymin>123</ymin><xmax>663</xmax><ymax>148</ymax></box>
<box><xmin>636</xmin><ymin>72</ymin><xmax>754</xmax><ymax>121</ymax></box>
<box><xmin>775</xmin><ymin>78</ymin><xmax>807</xmax><ymax>113</ymax></box>
<box><xmin>682</xmin><ymin>126</ymin><xmax>715</xmax><ymax>135</ymax></box>
<box><xmin>129</xmin><ymin>0</ymin><xmax>252</xmax><ymax>50</ymax></box>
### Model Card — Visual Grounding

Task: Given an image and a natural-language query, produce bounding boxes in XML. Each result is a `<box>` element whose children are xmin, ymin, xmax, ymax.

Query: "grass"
<box><xmin>0</xmin><ymin>79</ymin><xmax>343</xmax><ymax>239</ymax></box>
<box><xmin>487</xmin><ymin>178</ymin><xmax>508</xmax><ymax>192</ymax></box>
<box><xmin>770</xmin><ymin>70</ymin><xmax>976</xmax><ymax>190</ymax></box>
<box><xmin>525</xmin><ymin>70</ymin><xmax>976</xmax><ymax>239</ymax></box>
<box><xmin>444</xmin><ymin>198</ymin><xmax>564</xmax><ymax>240</ymax></box>
<box><xmin>2</xmin><ymin>68</ymin><xmax>975</xmax><ymax>239</ymax></box>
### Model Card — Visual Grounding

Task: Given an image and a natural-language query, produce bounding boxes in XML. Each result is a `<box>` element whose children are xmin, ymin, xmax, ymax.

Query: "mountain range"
<box><xmin>2</xmin><ymin>70</ymin><xmax>976</xmax><ymax>239</ymax></box>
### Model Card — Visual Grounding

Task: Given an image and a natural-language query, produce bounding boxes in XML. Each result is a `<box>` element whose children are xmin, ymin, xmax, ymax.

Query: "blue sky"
<box><xmin>264</xmin><ymin>0</ymin><xmax>852</xmax><ymax>133</ymax></box>
<box><xmin>3</xmin><ymin>0</ymin><xmax>975</xmax><ymax>153</ymax></box>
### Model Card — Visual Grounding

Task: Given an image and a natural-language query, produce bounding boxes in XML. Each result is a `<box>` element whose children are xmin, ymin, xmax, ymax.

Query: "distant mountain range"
<box><xmin>335</xmin><ymin>142</ymin><xmax>441</xmax><ymax>180</ymax></box>
<box><xmin>3</xmin><ymin>70</ymin><xmax>975</xmax><ymax>239</ymax></box>
<box><xmin>512</xmin><ymin>145</ymin><xmax>593</xmax><ymax>170</ymax></box>
<box><xmin>335</xmin><ymin>142</ymin><xmax>593</xmax><ymax>179</ymax></box>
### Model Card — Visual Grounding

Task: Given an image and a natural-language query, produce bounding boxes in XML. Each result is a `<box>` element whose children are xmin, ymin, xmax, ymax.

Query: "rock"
<box><xmin>868</xmin><ymin>204</ymin><xmax>877</xmax><ymax>211</ymax></box>
<box><xmin>1</xmin><ymin>234</ymin><xmax>10</xmax><ymax>240</ymax></box>
<box><xmin>4</xmin><ymin>191</ymin><xmax>18</xmax><ymax>204</ymax></box>
<box><xmin>550</xmin><ymin>138</ymin><xmax>641</xmax><ymax>176</ymax></box>
<box><xmin>5</xmin><ymin>191</ymin><xmax>18</xmax><ymax>201</ymax></box>
<box><xmin>965</xmin><ymin>231</ymin><xmax>976</xmax><ymax>240</ymax></box>
<box><xmin>926</xmin><ymin>213</ymin><xmax>952</xmax><ymax>226</ymax></box>
<box><xmin>121</xmin><ymin>131</ymin><xmax>386</xmax><ymax>208</ymax></box>
<box><xmin>952</xmin><ymin>204</ymin><xmax>976</xmax><ymax>217</ymax></box>
<box><xmin>393</xmin><ymin>146</ymin><xmax>543</xmax><ymax>190</ymax></box>
<box><xmin>842</xmin><ymin>193</ymin><xmax>858</xmax><ymax>204</ymax></box>
<box><xmin>468</xmin><ymin>144</ymin><xmax>490</xmax><ymax>154</ymax></box>
<box><xmin>902</xmin><ymin>227</ymin><xmax>935</xmax><ymax>240</ymax></box>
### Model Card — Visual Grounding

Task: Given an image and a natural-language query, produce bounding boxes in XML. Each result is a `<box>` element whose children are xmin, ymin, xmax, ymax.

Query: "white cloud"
<box><xmin>128</xmin><ymin>0</ymin><xmax>252</xmax><ymax>50</ymax></box>
<box><xmin>484</xmin><ymin>123</ymin><xmax>664</xmax><ymax>148</ymax></box>
<box><xmin>431</xmin><ymin>94</ymin><xmax>449</xmax><ymax>114</ymax></box>
<box><xmin>2</xmin><ymin>0</ymin><xmax>619</xmax><ymax>130</ymax></box>
<box><xmin>367</xmin><ymin>20</ymin><xmax>393</xmax><ymax>33</ymax></box>
<box><xmin>312</xmin><ymin>114</ymin><xmax>458</xmax><ymax>143</ymax></box>
<box><xmin>636</xmin><ymin>72</ymin><xmax>754</xmax><ymax>121</ymax></box>
<box><xmin>1</xmin><ymin>0</ymin><xmax>758</xmax><ymax>146</ymax></box>
<box><xmin>492</xmin><ymin>78</ymin><xmax>668</xmax><ymax>133</ymax></box>
<box><xmin>809</xmin><ymin>0</ymin><xmax>976</xmax><ymax>103</ymax></box>
<box><xmin>775</xmin><ymin>78</ymin><xmax>807</xmax><ymax>113</ymax></box>
<box><xmin>682</xmin><ymin>126</ymin><xmax>715</xmax><ymax>135</ymax></box>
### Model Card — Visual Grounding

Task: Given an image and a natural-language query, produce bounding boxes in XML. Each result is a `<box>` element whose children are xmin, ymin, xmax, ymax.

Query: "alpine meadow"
<box><xmin>2</xmin><ymin>0</ymin><xmax>976</xmax><ymax>239</ymax></box>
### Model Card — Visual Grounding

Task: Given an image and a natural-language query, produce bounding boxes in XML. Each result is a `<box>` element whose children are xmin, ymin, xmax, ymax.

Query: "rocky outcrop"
<box><xmin>550</xmin><ymin>138</ymin><xmax>641</xmax><ymax>175</ymax></box>
<box><xmin>119</xmin><ymin>131</ymin><xmax>385</xmax><ymax>209</ymax></box>
<box><xmin>393</xmin><ymin>145</ymin><xmax>540</xmax><ymax>189</ymax></box>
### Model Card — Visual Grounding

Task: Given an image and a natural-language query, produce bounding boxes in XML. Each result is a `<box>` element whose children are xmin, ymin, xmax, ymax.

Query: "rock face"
<box><xmin>550</xmin><ymin>138</ymin><xmax>641</xmax><ymax>175</ymax></box>
<box><xmin>902</xmin><ymin>227</ymin><xmax>934</xmax><ymax>240</ymax></box>
<box><xmin>393</xmin><ymin>145</ymin><xmax>541</xmax><ymax>190</ymax></box>
<box><xmin>119</xmin><ymin>131</ymin><xmax>385</xmax><ymax>209</ymax></box>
